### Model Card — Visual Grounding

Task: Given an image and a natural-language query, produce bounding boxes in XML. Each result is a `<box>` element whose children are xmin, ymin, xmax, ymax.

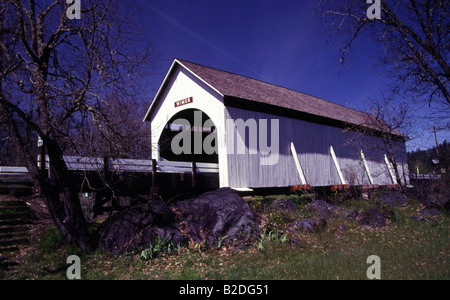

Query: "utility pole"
<box><xmin>433</xmin><ymin>126</ymin><xmax>440</xmax><ymax>159</ymax></box>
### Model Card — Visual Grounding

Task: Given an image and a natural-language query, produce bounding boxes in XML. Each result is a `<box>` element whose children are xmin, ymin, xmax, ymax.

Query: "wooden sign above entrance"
<box><xmin>175</xmin><ymin>97</ymin><xmax>193</xmax><ymax>108</ymax></box>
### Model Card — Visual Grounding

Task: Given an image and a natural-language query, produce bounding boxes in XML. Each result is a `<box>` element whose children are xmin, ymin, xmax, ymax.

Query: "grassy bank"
<box><xmin>2</xmin><ymin>195</ymin><xmax>449</xmax><ymax>280</ymax></box>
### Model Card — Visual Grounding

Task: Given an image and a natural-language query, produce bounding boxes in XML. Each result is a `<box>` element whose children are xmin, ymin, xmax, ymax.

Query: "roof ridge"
<box><xmin>175</xmin><ymin>58</ymin><xmax>366</xmax><ymax>116</ymax></box>
<box><xmin>171</xmin><ymin>58</ymin><xmax>404</xmax><ymax>137</ymax></box>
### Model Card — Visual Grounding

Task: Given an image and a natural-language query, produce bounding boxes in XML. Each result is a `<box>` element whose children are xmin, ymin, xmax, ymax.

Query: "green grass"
<box><xmin>3</xmin><ymin>195</ymin><xmax>449</xmax><ymax>280</ymax></box>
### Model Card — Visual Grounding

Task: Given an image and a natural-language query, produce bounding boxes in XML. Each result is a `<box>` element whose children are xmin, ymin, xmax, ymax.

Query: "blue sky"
<box><xmin>135</xmin><ymin>0</ymin><xmax>448</xmax><ymax>151</ymax></box>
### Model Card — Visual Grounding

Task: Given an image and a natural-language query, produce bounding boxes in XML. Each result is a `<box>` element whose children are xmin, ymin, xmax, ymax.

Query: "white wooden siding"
<box><xmin>148</xmin><ymin>65</ymin><xmax>229</xmax><ymax>187</ymax></box>
<box><xmin>225</xmin><ymin>106</ymin><xmax>408</xmax><ymax>188</ymax></box>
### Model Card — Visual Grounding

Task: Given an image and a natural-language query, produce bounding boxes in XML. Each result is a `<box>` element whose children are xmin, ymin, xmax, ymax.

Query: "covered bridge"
<box><xmin>143</xmin><ymin>59</ymin><xmax>408</xmax><ymax>190</ymax></box>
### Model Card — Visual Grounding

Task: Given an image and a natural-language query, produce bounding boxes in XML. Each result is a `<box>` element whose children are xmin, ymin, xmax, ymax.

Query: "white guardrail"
<box><xmin>0</xmin><ymin>156</ymin><xmax>219</xmax><ymax>175</ymax></box>
<box><xmin>409</xmin><ymin>173</ymin><xmax>442</xmax><ymax>180</ymax></box>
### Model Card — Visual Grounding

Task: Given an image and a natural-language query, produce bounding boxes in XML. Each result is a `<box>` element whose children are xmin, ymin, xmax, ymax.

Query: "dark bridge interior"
<box><xmin>159</xmin><ymin>109</ymin><xmax>218</xmax><ymax>163</ymax></box>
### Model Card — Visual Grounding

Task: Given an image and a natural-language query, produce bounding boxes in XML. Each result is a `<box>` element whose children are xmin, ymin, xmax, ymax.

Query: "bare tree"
<box><xmin>315</xmin><ymin>0</ymin><xmax>449</xmax><ymax>111</ymax></box>
<box><xmin>0</xmin><ymin>0</ymin><xmax>152</xmax><ymax>249</ymax></box>
<box><xmin>346</xmin><ymin>95</ymin><xmax>413</xmax><ymax>188</ymax></box>
<box><xmin>70</xmin><ymin>94</ymin><xmax>153</xmax><ymax>160</ymax></box>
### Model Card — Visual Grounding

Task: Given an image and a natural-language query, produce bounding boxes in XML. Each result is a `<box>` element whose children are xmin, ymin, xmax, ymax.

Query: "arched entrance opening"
<box><xmin>158</xmin><ymin>109</ymin><xmax>218</xmax><ymax>163</ymax></box>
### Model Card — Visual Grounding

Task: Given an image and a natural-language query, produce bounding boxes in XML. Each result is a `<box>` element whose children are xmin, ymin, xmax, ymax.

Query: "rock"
<box><xmin>288</xmin><ymin>238</ymin><xmax>300</xmax><ymax>246</ymax></box>
<box><xmin>410</xmin><ymin>185</ymin><xmax>449</xmax><ymax>212</ymax></box>
<box><xmin>307</xmin><ymin>200</ymin><xmax>342</xmax><ymax>219</ymax></box>
<box><xmin>287</xmin><ymin>217</ymin><xmax>326</xmax><ymax>233</ymax></box>
<box><xmin>428</xmin><ymin>192</ymin><xmax>450</xmax><ymax>211</ymax></box>
<box><xmin>172</xmin><ymin>188</ymin><xmax>259</xmax><ymax>245</ymax></box>
<box><xmin>377</xmin><ymin>205</ymin><xmax>395</xmax><ymax>221</ymax></box>
<box><xmin>356</xmin><ymin>208</ymin><xmax>386</xmax><ymax>228</ymax></box>
<box><xmin>420</xmin><ymin>207</ymin><xmax>440</xmax><ymax>216</ymax></box>
<box><xmin>338</xmin><ymin>222</ymin><xmax>347</xmax><ymax>231</ymax></box>
<box><xmin>98</xmin><ymin>199</ymin><xmax>187</xmax><ymax>255</ymax></box>
<box><xmin>267</xmin><ymin>198</ymin><xmax>298</xmax><ymax>214</ymax></box>
<box><xmin>335</xmin><ymin>222</ymin><xmax>348</xmax><ymax>239</ymax></box>
<box><xmin>97</xmin><ymin>188</ymin><xmax>259</xmax><ymax>255</ymax></box>
<box><xmin>410</xmin><ymin>215</ymin><xmax>426</xmax><ymax>222</ymax></box>
<box><xmin>379</xmin><ymin>191</ymin><xmax>407</xmax><ymax>207</ymax></box>
<box><xmin>410</xmin><ymin>207</ymin><xmax>441</xmax><ymax>223</ymax></box>
<box><xmin>344</xmin><ymin>209</ymin><xmax>359</xmax><ymax>221</ymax></box>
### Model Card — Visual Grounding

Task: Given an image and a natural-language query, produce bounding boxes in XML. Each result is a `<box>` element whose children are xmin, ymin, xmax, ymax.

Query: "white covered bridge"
<box><xmin>144</xmin><ymin>59</ymin><xmax>409</xmax><ymax>190</ymax></box>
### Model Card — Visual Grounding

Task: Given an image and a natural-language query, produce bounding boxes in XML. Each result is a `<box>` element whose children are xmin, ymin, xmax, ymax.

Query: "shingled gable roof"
<box><xmin>144</xmin><ymin>59</ymin><xmax>404</xmax><ymax>137</ymax></box>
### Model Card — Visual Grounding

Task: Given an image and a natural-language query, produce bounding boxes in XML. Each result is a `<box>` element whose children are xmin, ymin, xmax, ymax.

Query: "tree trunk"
<box><xmin>32</xmin><ymin>141</ymin><xmax>92</xmax><ymax>250</ymax></box>
<box><xmin>48</xmin><ymin>141</ymin><xmax>92</xmax><ymax>250</ymax></box>
<box><xmin>391</xmin><ymin>160</ymin><xmax>404</xmax><ymax>192</ymax></box>
<box><xmin>2</xmin><ymin>98</ymin><xmax>93</xmax><ymax>250</ymax></box>
<box><xmin>30</xmin><ymin>65</ymin><xmax>92</xmax><ymax>250</ymax></box>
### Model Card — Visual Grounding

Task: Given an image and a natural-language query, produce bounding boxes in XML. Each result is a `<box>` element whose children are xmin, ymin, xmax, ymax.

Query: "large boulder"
<box><xmin>356</xmin><ymin>208</ymin><xmax>386</xmax><ymax>228</ymax></box>
<box><xmin>379</xmin><ymin>191</ymin><xmax>407</xmax><ymax>207</ymax></box>
<box><xmin>172</xmin><ymin>188</ymin><xmax>259</xmax><ymax>245</ymax></box>
<box><xmin>428</xmin><ymin>193</ymin><xmax>450</xmax><ymax>212</ymax></box>
<box><xmin>286</xmin><ymin>217</ymin><xmax>326</xmax><ymax>233</ymax></box>
<box><xmin>344</xmin><ymin>209</ymin><xmax>359</xmax><ymax>221</ymax></box>
<box><xmin>97</xmin><ymin>188</ymin><xmax>259</xmax><ymax>255</ymax></box>
<box><xmin>267</xmin><ymin>198</ymin><xmax>298</xmax><ymax>214</ymax></box>
<box><xmin>98</xmin><ymin>199</ymin><xmax>187</xmax><ymax>255</ymax></box>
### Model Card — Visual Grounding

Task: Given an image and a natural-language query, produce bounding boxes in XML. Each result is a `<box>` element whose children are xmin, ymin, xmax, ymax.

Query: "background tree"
<box><xmin>0</xmin><ymin>0</ymin><xmax>152</xmax><ymax>250</ymax></box>
<box><xmin>69</xmin><ymin>94</ymin><xmax>153</xmax><ymax>160</ymax></box>
<box><xmin>408</xmin><ymin>140</ymin><xmax>449</xmax><ymax>174</ymax></box>
<box><xmin>315</xmin><ymin>0</ymin><xmax>449</xmax><ymax>117</ymax></box>
<box><xmin>0</xmin><ymin>116</ymin><xmax>35</xmax><ymax>166</ymax></box>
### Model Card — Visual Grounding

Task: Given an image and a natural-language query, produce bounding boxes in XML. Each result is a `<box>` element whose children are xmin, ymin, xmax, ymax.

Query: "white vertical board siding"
<box><xmin>329</xmin><ymin>133</ymin><xmax>371</xmax><ymax>186</ymax></box>
<box><xmin>224</xmin><ymin>107</ymin><xmax>338</xmax><ymax>188</ymax></box>
<box><xmin>293</xmin><ymin>121</ymin><xmax>339</xmax><ymax>187</ymax></box>
<box><xmin>358</xmin><ymin>135</ymin><xmax>409</xmax><ymax>185</ymax></box>
<box><xmin>224</xmin><ymin>106</ymin><xmax>403</xmax><ymax>188</ymax></box>
<box><xmin>225</xmin><ymin>108</ymin><xmax>298</xmax><ymax>188</ymax></box>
